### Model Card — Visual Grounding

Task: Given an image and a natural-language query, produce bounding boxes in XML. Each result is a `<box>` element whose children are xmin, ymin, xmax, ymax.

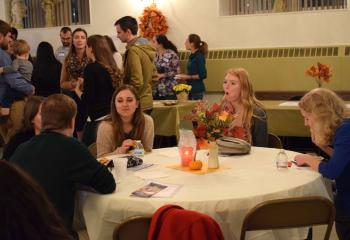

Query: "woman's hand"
<box><xmin>157</xmin><ymin>73</ymin><xmax>166</xmax><ymax>80</ymax></box>
<box><xmin>116</xmin><ymin>139</ymin><xmax>136</xmax><ymax>154</ymax></box>
<box><xmin>175</xmin><ymin>74</ymin><xmax>189</xmax><ymax>81</ymax></box>
<box><xmin>294</xmin><ymin>154</ymin><xmax>321</xmax><ymax>171</ymax></box>
<box><xmin>74</xmin><ymin>78</ymin><xmax>84</xmax><ymax>98</ymax></box>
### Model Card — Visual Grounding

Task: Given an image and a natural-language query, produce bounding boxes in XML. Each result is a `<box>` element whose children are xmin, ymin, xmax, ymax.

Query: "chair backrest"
<box><xmin>113</xmin><ymin>216</ymin><xmax>152</xmax><ymax>240</ymax></box>
<box><xmin>240</xmin><ymin>196</ymin><xmax>335</xmax><ymax>240</ymax></box>
<box><xmin>88</xmin><ymin>142</ymin><xmax>97</xmax><ymax>158</ymax></box>
<box><xmin>268</xmin><ymin>133</ymin><xmax>283</xmax><ymax>149</ymax></box>
<box><xmin>148</xmin><ymin>204</ymin><xmax>225</xmax><ymax>240</ymax></box>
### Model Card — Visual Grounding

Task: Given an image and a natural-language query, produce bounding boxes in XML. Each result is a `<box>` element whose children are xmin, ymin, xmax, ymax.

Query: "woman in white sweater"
<box><xmin>96</xmin><ymin>85</ymin><xmax>154</xmax><ymax>157</ymax></box>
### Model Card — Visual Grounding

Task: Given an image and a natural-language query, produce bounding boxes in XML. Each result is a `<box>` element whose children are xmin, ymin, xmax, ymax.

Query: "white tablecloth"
<box><xmin>81</xmin><ymin>147</ymin><xmax>330</xmax><ymax>240</ymax></box>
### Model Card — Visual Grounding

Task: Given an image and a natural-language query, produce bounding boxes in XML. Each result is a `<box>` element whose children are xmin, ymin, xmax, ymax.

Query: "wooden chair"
<box><xmin>268</xmin><ymin>133</ymin><xmax>283</xmax><ymax>149</ymax></box>
<box><xmin>240</xmin><ymin>196</ymin><xmax>335</xmax><ymax>240</ymax></box>
<box><xmin>113</xmin><ymin>216</ymin><xmax>152</xmax><ymax>240</ymax></box>
<box><xmin>87</xmin><ymin>142</ymin><xmax>97</xmax><ymax>158</ymax></box>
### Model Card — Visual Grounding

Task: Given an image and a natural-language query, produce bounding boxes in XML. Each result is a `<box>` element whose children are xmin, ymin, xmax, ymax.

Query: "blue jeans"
<box><xmin>189</xmin><ymin>92</ymin><xmax>204</xmax><ymax>100</ymax></box>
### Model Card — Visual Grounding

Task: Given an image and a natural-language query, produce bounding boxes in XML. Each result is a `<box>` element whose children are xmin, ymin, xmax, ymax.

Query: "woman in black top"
<box><xmin>79</xmin><ymin>35</ymin><xmax>122</xmax><ymax>146</ymax></box>
<box><xmin>32</xmin><ymin>42</ymin><xmax>61</xmax><ymax>97</ymax></box>
<box><xmin>3</xmin><ymin>96</ymin><xmax>44</xmax><ymax>160</ymax></box>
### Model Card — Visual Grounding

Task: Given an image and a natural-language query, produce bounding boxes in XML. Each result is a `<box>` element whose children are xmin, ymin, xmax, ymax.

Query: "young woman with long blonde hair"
<box><xmin>295</xmin><ymin>88</ymin><xmax>350</xmax><ymax>240</ymax></box>
<box><xmin>221</xmin><ymin>67</ymin><xmax>268</xmax><ymax>146</ymax></box>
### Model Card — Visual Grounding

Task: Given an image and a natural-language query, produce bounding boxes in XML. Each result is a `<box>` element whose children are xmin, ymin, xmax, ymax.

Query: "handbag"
<box><xmin>216</xmin><ymin>137</ymin><xmax>251</xmax><ymax>155</ymax></box>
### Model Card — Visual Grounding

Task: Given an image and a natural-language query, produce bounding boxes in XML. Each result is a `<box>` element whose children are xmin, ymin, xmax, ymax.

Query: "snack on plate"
<box><xmin>99</xmin><ymin>157</ymin><xmax>111</xmax><ymax>166</ymax></box>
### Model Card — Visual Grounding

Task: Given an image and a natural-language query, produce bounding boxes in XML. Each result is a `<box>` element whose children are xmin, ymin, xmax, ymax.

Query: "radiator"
<box><xmin>179</xmin><ymin>46</ymin><xmax>350</xmax><ymax>92</ymax></box>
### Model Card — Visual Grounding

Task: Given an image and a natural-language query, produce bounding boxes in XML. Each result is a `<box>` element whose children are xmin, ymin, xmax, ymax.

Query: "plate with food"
<box><xmin>162</xmin><ymin>100</ymin><xmax>178</xmax><ymax>106</ymax></box>
<box><xmin>98</xmin><ymin>156</ymin><xmax>114</xmax><ymax>167</ymax></box>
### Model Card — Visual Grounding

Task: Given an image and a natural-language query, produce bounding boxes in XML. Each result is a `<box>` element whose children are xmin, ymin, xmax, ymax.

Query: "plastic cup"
<box><xmin>112</xmin><ymin>157</ymin><xmax>128</xmax><ymax>182</ymax></box>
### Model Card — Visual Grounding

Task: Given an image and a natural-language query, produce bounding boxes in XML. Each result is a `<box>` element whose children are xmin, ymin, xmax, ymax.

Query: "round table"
<box><xmin>81</xmin><ymin>147</ymin><xmax>330</xmax><ymax>240</ymax></box>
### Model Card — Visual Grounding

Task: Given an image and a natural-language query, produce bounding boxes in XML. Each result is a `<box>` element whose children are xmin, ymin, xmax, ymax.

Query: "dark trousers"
<box><xmin>153</xmin><ymin>94</ymin><xmax>177</xmax><ymax>100</ymax></box>
<box><xmin>189</xmin><ymin>92</ymin><xmax>204</xmax><ymax>100</ymax></box>
<box><xmin>336</xmin><ymin>219</ymin><xmax>350</xmax><ymax>240</ymax></box>
<box><xmin>82</xmin><ymin>120</ymin><xmax>101</xmax><ymax>147</ymax></box>
<box><xmin>62</xmin><ymin>90</ymin><xmax>87</xmax><ymax>133</ymax></box>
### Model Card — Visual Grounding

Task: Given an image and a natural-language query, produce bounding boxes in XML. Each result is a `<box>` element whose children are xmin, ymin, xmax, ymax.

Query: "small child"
<box><xmin>0</xmin><ymin>39</ymin><xmax>33</xmax><ymax>116</ymax></box>
<box><xmin>0</xmin><ymin>39</ymin><xmax>33</xmax><ymax>81</ymax></box>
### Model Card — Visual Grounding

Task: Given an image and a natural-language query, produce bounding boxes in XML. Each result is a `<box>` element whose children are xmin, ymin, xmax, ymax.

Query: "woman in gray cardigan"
<box><xmin>96</xmin><ymin>85</ymin><xmax>154</xmax><ymax>157</ymax></box>
<box><xmin>222</xmin><ymin>67</ymin><xmax>268</xmax><ymax>147</ymax></box>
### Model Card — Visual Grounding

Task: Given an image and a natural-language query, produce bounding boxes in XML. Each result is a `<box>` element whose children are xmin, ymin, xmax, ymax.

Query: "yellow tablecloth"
<box><xmin>80</xmin><ymin>147</ymin><xmax>330</xmax><ymax>240</ymax></box>
<box><xmin>151</xmin><ymin>100</ymin><xmax>198</xmax><ymax>137</ymax></box>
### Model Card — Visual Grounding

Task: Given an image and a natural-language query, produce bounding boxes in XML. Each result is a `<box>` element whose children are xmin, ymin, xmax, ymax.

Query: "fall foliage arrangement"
<box><xmin>305</xmin><ymin>62</ymin><xmax>332</xmax><ymax>87</ymax></box>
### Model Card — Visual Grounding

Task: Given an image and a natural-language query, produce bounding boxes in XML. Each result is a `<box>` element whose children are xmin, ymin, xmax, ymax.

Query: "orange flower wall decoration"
<box><xmin>139</xmin><ymin>6</ymin><xmax>168</xmax><ymax>40</ymax></box>
<box><xmin>305</xmin><ymin>62</ymin><xmax>332</xmax><ymax>88</ymax></box>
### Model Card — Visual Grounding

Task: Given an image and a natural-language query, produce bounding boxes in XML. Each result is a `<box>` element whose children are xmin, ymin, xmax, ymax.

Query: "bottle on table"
<box><xmin>133</xmin><ymin>140</ymin><xmax>145</xmax><ymax>158</ymax></box>
<box><xmin>276</xmin><ymin>149</ymin><xmax>288</xmax><ymax>169</ymax></box>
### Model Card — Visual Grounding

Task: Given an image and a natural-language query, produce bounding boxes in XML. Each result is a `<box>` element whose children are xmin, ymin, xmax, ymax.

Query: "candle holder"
<box><xmin>178</xmin><ymin>146</ymin><xmax>194</xmax><ymax>167</ymax></box>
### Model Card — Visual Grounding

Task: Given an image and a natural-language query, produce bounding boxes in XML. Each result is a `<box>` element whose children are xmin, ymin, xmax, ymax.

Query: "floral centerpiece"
<box><xmin>173</xmin><ymin>84</ymin><xmax>192</xmax><ymax>103</ymax></box>
<box><xmin>173</xmin><ymin>84</ymin><xmax>192</xmax><ymax>94</ymax></box>
<box><xmin>184</xmin><ymin>101</ymin><xmax>234</xmax><ymax>149</ymax></box>
<box><xmin>305</xmin><ymin>62</ymin><xmax>332</xmax><ymax>88</ymax></box>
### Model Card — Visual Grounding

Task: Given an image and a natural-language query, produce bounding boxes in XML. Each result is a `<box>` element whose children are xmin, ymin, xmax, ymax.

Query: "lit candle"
<box><xmin>179</xmin><ymin>146</ymin><xmax>194</xmax><ymax>167</ymax></box>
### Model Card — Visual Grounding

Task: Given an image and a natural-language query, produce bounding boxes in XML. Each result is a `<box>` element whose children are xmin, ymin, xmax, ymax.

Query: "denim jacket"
<box><xmin>0</xmin><ymin>49</ymin><xmax>34</xmax><ymax>105</ymax></box>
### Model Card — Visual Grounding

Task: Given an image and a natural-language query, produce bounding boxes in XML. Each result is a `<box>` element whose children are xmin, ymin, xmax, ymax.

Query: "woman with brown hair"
<box><xmin>79</xmin><ymin>34</ymin><xmax>123</xmax><ymax>146</ymax></box>
<box><xmin>0</xmin><ymin>161</ymin><xmax>73</xmax><ymax>240</ymax></box>
<box><xmin>175</xmin><ymin>33</ymin><xmax>208</xmax><ymax>100</ymax></box>
<box><xmin>221</xmin><ymin>68</ymin><xmax>268</xmax><ymax>146</ymax></box>
<box><xmin>152</xmin><ymin>34</ymin><xmax>180</xmax><ymax>100</ymax></box>
<box><xmin>60</xmin><ymin>28</ymin><xmax>89</xmax><ymax>140</ymax></box>
<box><xmin>3</xmin><ymin>96</ymin><xmax>44</xmax><ymax>160</ymax></box>
<box><xmin>96</xmin><ymin>85</ymin><xmax>154</xmax><ymax>157</ymax></box>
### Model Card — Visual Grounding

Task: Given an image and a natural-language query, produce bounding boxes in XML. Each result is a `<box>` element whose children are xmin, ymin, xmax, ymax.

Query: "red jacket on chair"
<box><xmin>148</xmin><ymin>204</ymin><xmax>225</xmax><ymax>240</ymax></box>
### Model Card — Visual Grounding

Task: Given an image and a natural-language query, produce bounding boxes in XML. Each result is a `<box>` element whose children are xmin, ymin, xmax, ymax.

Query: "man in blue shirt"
<box><xmin>0</xmin><ymin>19</ymin><xmax>34</xmax><ymax>143</ymax></box>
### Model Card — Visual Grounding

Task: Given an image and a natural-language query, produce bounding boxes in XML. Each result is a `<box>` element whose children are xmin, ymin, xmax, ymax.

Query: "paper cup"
<box><xmin>112</xmin><ymin>157</ymin><xmax>128</xmax><ymax>182</ymax></box>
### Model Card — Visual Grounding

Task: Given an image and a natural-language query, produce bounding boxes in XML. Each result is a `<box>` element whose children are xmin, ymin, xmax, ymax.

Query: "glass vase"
<box><xmin>178</xmin><ymin>129</ymin><xmax>197</xmax><ymax>167</ymax></box>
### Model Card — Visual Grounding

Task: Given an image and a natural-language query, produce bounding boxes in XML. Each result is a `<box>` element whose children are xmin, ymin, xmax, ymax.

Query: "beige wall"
<box><xmin>0</xmin><ymin>0</ymin><xmax>350</xmax><ymax>55</ymax></box>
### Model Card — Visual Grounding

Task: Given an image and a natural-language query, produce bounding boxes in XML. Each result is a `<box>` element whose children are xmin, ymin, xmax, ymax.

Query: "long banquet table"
<box><xmin>262</xmin><ymin>100</ymin><xmax>309</xmax><ymax>137</ymax></box>
<box><xmin>151</xmin><ymin>100</ymin><xmax>198</xmax><ymax>137</ymax></box>
<box><xmin>80</xmin><ymin>147</ymin><xmax>330</xmax><ymax>240</ymax></box>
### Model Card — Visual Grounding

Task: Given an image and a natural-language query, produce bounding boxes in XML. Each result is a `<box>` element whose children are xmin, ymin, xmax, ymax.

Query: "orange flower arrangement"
<box><xmin>305</xmin><ymin>62</ymin><xmax>332</xmax><ymax>87</ymax></box>
<box><xmin>139</xmin><ymin>6</ymin><xmax>168</xmax><ymax>40</ymax></box>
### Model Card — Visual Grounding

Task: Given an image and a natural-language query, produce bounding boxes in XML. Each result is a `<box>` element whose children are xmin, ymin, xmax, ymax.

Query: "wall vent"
<box><xmin>345</xmin><ymin>46</ymin><xmax>350</xmax><ymax>56</ymax></box>
<box><xmin>178</xmin><ymin>46</ymin><xmax>347</xmax><ymax>60</ymax></box>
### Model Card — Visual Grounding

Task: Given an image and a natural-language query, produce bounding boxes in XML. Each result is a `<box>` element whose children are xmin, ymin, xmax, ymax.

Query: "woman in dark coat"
<box><xmin>32</xmin><ymin>41</ymin><xmax>61</xmax><ymax>97</ymax></box>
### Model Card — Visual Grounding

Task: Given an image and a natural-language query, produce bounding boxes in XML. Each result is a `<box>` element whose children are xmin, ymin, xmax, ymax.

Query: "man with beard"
<box><xmin>0</xmin><ymin>19</ymin><xmax>34</xmax><ymax>143</ymax></box>
<box><xmin>55</xmin><ymin>26</ymin><xmax>72</xmax><ymax>64</ymax></box>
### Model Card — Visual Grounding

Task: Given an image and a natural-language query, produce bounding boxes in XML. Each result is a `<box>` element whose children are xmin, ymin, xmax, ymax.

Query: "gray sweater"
<box><xmin>3</xmin><ymin>58</ymin><xmax>33</xmax><ymax>81</ymax></box>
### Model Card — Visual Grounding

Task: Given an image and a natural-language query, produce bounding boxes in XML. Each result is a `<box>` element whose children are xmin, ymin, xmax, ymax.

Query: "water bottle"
<box><xmin>276</xmin><ymin>149</ymin><xmax>288</xmax><ymax>169</ymax></box>
<box><xmin>133</xmin><ymin>140</ymin><xmax>145</xmax><ymax>158</ymax></box>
